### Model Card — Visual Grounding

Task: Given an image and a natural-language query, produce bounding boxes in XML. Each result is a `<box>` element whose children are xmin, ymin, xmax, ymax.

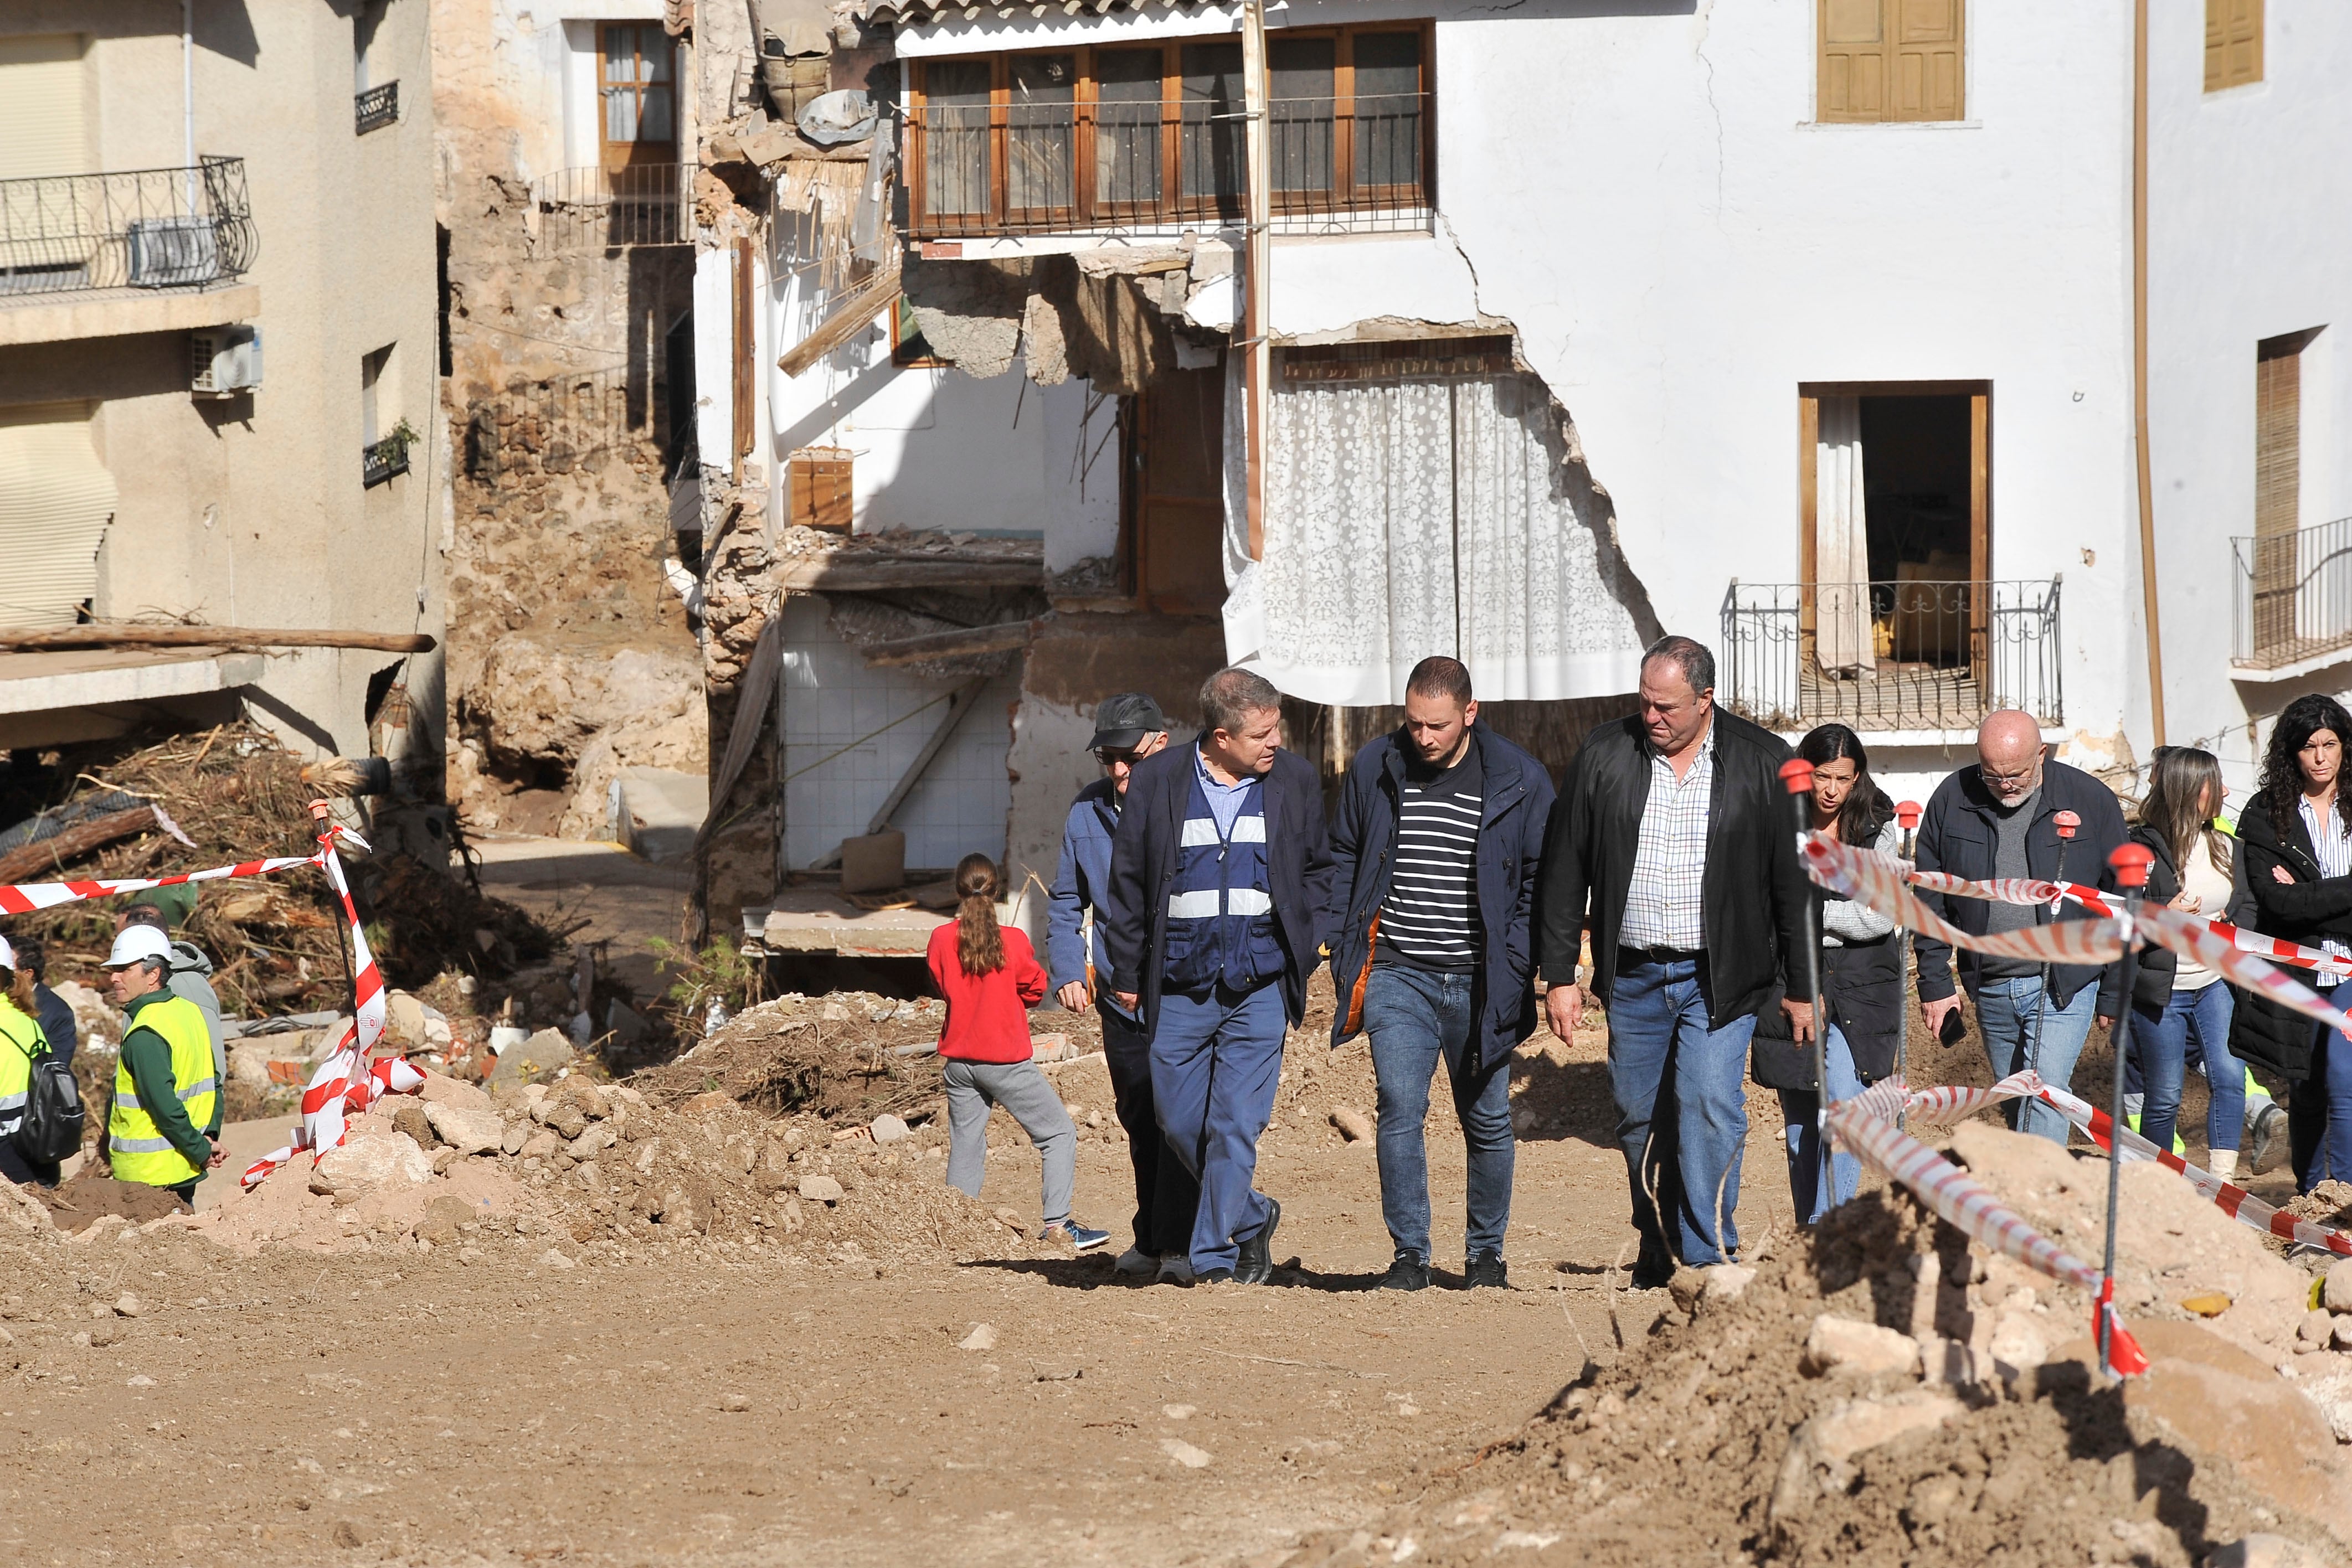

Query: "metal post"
<box><xmin>1893</xmin><ymin>800</ymin><xmax>1922</xmax><ymax>1132</ymax></box>
<box><xmin>2025</xmin><ymin>808</ymin><xmax>2082</xmax><ymax>1124</ymax></box>
<box><xmin>2098</xmin><ymin>842</ymin><xmax>2153</xmax><ymax>1377</ymax></box>
<box><xmin>1780</xmin><ymin>759</ymin><xmax>1831</xmax><ymax>1209</ymax></box>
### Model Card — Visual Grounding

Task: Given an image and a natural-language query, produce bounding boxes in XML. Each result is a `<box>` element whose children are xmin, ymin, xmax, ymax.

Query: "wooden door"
<box><xmin>1818</xmin><ymin>0</ymin><xmax>1963</xmax><ymax>123</ymax></box>
<box><xmin>599</xmin><ymin>23</ymin><xmax>677</xmax><ymax>170</ymax></box>
<box><xmin>1126</xmin><ymin>368</ymin><xmax>1227</xmax><ymax>614</ymax></box>
<box><xmin>2206</xmin><ymin>0</ymin><xmax>2263</xmax><ymax>92</ymax></box>
<box><xmin>1893</xmin><ymin>0</ymin><xmax>1964</xmax><ymax>122</ymax></box>
<box><xmin>2252</xmin><ymin>337</ymin><xmax>2302</xmax><ymax>658</ymax></box>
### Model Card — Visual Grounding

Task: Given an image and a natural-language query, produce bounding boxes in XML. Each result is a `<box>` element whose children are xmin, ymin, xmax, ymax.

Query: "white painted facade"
<box><xmin>888</xmin><ymin>0</ymin><xmax>2352</xmax><ymax>807</ymax></box>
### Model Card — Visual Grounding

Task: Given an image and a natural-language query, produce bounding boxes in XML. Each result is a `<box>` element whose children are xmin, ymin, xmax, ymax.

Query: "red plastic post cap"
<box><xmin>2110</xmin><ymin>842</ymin><xmax>2154</xmax><ymax>888</ymax></box>
<box><xmin>2054</xmin><ymin>808</ymin><xmax>2082</xmax><ymax>839</ymax></box>
<box><xmin>1779</xmin><ymin>757</ymin><xmax>1815</xmax><ymax>794</ymax></box>
<box><xmin>1896</xmin><ymin>801</ymin><xmax>1923</xmax><ymax>831</ymax></box>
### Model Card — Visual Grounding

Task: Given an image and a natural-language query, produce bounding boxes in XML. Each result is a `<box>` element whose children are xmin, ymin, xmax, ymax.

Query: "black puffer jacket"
<box><xmin>2226</xmin><ymin>790</ymin><xmax>2352</xmax><ymax>1081</ymax></box>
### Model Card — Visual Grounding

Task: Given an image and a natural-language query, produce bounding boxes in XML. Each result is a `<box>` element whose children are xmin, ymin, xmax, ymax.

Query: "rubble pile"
<box><xmin>1279</xmin><ymin>1127</ymin><xmax>2352</xmax><ymax>1568</ymax></box>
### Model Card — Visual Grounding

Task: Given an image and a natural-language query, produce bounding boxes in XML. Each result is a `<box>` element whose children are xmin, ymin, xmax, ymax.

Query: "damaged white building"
<box><xmin>677</xmin><ymin>0</ymin><xmax>2352</xmax><ymax>951</ymax></box>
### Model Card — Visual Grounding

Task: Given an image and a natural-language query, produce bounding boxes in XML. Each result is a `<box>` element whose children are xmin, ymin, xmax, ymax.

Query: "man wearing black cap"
<box><xmin>1046</xmin><ymin>692</ymin><xmax>1200</xmax><ymax>1283</ymax></box>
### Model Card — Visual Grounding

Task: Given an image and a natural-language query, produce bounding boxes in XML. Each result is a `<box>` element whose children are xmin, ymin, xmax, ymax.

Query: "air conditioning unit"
<box><xmin>126</xmin><ymin>216</ymin><xmax>222</xmax><ymax>288</ymax></box>
<box><xmin>191</xmin><ymin>324</ymin><xmax>262</xmax><ymax>397</ymax></box>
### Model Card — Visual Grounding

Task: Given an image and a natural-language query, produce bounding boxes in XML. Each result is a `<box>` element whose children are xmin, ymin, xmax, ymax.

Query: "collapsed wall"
<box><xmin>433</xmin><ymin>14</ymin><xmax>706</xmax><ymax>838</ymax></box>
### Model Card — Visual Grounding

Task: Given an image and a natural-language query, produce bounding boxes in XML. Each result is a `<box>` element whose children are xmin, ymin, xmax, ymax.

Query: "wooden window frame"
<box><xmin>2204</xmin><ymin>0</ymin><xmax>2263</xmax><ymax>93</ymax></box>
<box><xmin>907</xmin><ymin>23</ymin><xmax>1435</xmax><ymax>237</ymax></box>
<box><xmin>1815</xmin><ymin>0</ymin><xmax>1966</xmax><ymax>125</ymax></box>
<box><xmin>598</xmin><ymin>22</ymin><xmax>678</xmax><ymax>169</ymax></box>
<box><xmin>890</xmin><ymin>295</ymin><xmax>950</xmax><ymax>369</ymax></box>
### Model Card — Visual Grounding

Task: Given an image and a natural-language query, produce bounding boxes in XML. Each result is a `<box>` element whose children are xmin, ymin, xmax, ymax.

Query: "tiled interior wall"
<box><xmin>779</xmin><ymin>596</ymin><xmax>1016</xmax><ymax>873</ymax></box>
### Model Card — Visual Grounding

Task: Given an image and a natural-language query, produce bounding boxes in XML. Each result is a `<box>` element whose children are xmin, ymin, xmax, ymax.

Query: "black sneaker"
<box><xmin>1379</xmin><ymin>1251</ymin><xmax>1431</xmax><ymax>1291</ymax></box>
<box><xmin>1464</xmin><ymin>1251</ymin><xmax>1509</xmax><ymax>1290</ymax></box>
<box><xmin>1234</xmin><ymin>1198</ymin><xmax>1281</xmax><ymax>1285</ymax></box>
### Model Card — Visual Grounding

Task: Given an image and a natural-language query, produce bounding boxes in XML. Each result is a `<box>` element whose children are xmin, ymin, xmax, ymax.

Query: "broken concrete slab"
<box><xmin>606</xmin><ymin>766</ymin><xmax>708</xmax><ymax>864</ymax></box>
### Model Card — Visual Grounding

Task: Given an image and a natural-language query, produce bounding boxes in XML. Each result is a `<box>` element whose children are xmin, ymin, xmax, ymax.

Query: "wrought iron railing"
<box><xmin>2232</xmin><ymin>517</ymin><xmax>2352</xmax><ymax>670</ymax></box>
<box><xmin>1720</xmin><ymin>578</ymin><xmax>2063</xmax><ymax>732</ymax></box>
<box><xmin>905</xmin><ymin>94</ymin><xmax>1433</xmax><ymax>239</ymax></box>
<box><xmin>0</xmin><ymin>157</ymin><xmax>255</xmax><ymax>297</ymax></box>
<box><xmin>363</xmin><ymin>434</ymin><xmax>411</xmax><ymax>488</ymax></box>
<box><xmin>530</xmin><ymin>164</ymin><xmax>694</xmax><ymax>251</ymax></box>
<box><xmin>356</xmin><ymin>82</ymin><xmax>400</xmax><ymax>134</ymax></box>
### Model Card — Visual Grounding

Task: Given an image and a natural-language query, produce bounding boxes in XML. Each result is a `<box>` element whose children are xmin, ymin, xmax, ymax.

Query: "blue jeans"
<box><xmin>1605</xmin><ymin>955</ymin><xmax>1757</xmax><ymax>1266</ymax></box>
<box><xmin>1363</xmin><ymin>965</ymin><xmax>1515</xmax><ymax>1265</ymax></box>
<box><xmin>2292</xmin><ymin>979</ymin><xmax>2352</xmax><ymax>1192</ymax></box>
<box><xmin>1150</xmin><ymin>981</ymin><xmax>1286</xmax><ymax>1273</ymax></box>
<box><xmin>2128</xmin><ymin>982</ymin><xmax>2242</xmax><ymax>1156</ymax></box>
<box><xmin>1970</xmin><ymin>974</ymin><xmax>2100</xmax><ymax>1144</ymax></box>
<box><xmin>1774</xmin><ymin>1024</ymin><xmax>1863</xmax><ymax>1226</ymax></box>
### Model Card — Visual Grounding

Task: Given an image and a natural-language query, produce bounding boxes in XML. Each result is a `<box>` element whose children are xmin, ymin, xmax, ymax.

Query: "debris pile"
<box><xmin>0</xmin><ymin>724</ymin><xmax>562</xmax><ymax>1017</ymax></box>
<box><xmin>1279</xmin><ymin>1126</ymin><xmax>2352</xmax><ymax>1568</ymax></box>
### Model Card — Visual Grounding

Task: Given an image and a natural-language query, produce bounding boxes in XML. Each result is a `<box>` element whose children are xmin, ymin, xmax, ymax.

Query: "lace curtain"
<box><xmin>1815</xmin><ymin>395</ymin><xmax>1875</xmax><ymax>674</ymax></box>
<box><xmin>1222</xmin><ymin>369</ymin><xmax>1647</xmax><ymax>706</ymax></box>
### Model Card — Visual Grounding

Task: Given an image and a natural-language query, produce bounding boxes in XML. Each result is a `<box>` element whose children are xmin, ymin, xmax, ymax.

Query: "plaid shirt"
<box><xmin>1618</xmin><ymin>717</ymin><xmax>1715</xmax><ymax>950</ymax></box>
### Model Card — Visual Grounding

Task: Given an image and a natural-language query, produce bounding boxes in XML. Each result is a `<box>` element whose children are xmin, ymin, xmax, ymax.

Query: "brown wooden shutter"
<box><xmin>1819</xmin><ymin>0</ymin><xmax>1886</xmax><ymax>122</ymax></box>
<box><xmin>1893</xmin><ymin>0</ymin><xmax>1964</xmax><ymax>122</ymax></box>
<box><xmin>2256</xmin><ymin>339</ymin><xmax>2300</xmax><ymax>541</ymax></box>
<box><xmin>2205</xmin><ymin>0</ymin><xmax>2262</xmax><ymax>93</ymax></box>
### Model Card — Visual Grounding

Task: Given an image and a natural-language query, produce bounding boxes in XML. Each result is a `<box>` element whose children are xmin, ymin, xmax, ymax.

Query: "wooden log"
<box><xmin>778</xmin><ymin>257</ymin><xmax>904</xmax><ymax>379</ymax></box>
<box><xmin>0</xmin><ymin>806</ymin><xmax>156</xmax><ymax>884</ymax></box>
<box><xmin>0</xmin><ymin>626</ymin><xmax>438</xmax><ymax>654</ymax></box>
<box><xmin>858</xmin><ymin>620</ymin><xmax>1032</xmax><ymax>668</ymax></box>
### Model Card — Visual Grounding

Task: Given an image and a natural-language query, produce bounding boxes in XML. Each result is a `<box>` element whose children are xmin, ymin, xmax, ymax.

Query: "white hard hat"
<box><xmin>0</xmin><ymin>935</ymin><xmax>15</xmax><ymax>971</ymax></box>
<box><xmin>104</xmin><ymin>924</ymin><xmax>174</xmax><ymax>969</ymax></box>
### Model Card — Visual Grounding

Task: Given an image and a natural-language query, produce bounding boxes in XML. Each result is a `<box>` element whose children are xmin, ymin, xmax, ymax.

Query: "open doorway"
<box><xmin>1119</xmin><ymin>366</ymin><xmax>1227</xmax><ymax>614</ymax></box>
<box><xmin>1800</xmin><ymin>382</ymin><xmax>1989</xmax><ymax>711</ymax></box>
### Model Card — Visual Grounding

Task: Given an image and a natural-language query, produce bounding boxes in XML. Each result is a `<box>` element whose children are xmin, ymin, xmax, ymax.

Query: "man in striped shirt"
<box><xmin>1325</xmin><ymin>658</ymin><xmax>1555</xmax><ymax>1290</ymax></box>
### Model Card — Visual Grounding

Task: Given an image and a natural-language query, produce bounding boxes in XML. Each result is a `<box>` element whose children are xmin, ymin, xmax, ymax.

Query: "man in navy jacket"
<box><xmin>1044</xmin><ymin>692</ymin><xmax>1199</xmax><ymax>1283</ymax></box>
<box><xmin>1103</xmin><ymin>667</ymin><xmax>1334</xmax><ymax>1284</ymax></box>
<box><xmin>1324</xmin><ymin>657</ymin><xmax>1553</xmax><ymax>1291</ymax></box>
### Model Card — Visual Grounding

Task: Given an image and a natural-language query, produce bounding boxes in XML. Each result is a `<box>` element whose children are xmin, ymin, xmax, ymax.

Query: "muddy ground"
<box><xmin>0</xmin><ymin>972</ymin><xmax>2328</xmax><ymax>1568</ymax></box>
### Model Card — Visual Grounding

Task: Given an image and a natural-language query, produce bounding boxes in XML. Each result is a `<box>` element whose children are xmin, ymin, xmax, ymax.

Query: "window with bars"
<box><xmin>907</xmin><ymin>25</ymin><xmax>1434</xmax><ymax>237</ymax></box>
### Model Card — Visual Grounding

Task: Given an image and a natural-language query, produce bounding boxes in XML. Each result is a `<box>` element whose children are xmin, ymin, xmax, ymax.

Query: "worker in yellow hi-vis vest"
<box><xmin>103</xmin><ymin>924</ymin><xmax>223</xmax><ymax>1201</ymax></box>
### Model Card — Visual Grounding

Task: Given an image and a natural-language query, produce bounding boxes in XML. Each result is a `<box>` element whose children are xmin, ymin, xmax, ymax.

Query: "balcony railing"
<box><xmin>905</xmin><ymin>94</ymin><xmax>1433</xmax><ymax>239</ymax></box>
<box><xmin>530</xmin><ymin>164</ymin><xmax>694</xmax><ymax>251</ymax></box>
<box><xmin>2232</xmin><ymin>517</ymin><xmax>2352</xmax><ymax>670</ymax></box>
<box><xmin>1720</xmin><ymin>578</ymin><xmax>2064</xmax><ymax>733</ymax></box>
<box><xmin>356</xmin><ymin>82</ymin><xmax>400</xmax><ymax>134</ymax></box>
<box><xmin>0</xmin><ymin>157</ymin><xmax>255</xmax><ymax>297</ymax></box>
<box><xmin>363</xmin><ymin>434</ymin><xmax>411</xmax><ymax>488</ymax></box>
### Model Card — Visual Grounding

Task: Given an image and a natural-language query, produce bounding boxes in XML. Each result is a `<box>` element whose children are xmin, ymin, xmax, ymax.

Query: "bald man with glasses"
<box><xmin>1912</xmin><ymin>709</ymin><xmax>2128</xmax><ymax>1143</ymax></box>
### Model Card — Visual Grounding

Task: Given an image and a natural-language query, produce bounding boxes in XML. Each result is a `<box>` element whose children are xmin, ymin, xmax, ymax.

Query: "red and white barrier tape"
<box><xmin>1828</xmin><ymin>1075</ymin><xmax>2150</xmax><ymax>1374</ymax></box>
<box><xmin>0</xmin><ymin>853</ymin><xmax>323</xmax><ymax>915</ymax></box>
<box><xmin>1802</xmin><ymin>834</ymin><xmax>2352</xmax><ymax>1035</ymax></box>
<box><xmin>1913</xmin><ymin>868</ymin><xmax>2352</xmax><ymax>981</ymax></box>
<box><xmin>240</xmin><ymin>1056</ymin><xmax>426</xmax><ymax>1189</ymax></box>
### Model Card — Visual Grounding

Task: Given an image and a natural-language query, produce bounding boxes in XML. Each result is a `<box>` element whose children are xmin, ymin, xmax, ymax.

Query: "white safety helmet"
<box><xmin>104</xmin><ymin>924</ymin><xmax>174</xmax><ymax>970</ymax></box>
<box><xmin>0</xmin><ymin>935</ymin><xmax>14</xmax><ymax>971</ymax></box>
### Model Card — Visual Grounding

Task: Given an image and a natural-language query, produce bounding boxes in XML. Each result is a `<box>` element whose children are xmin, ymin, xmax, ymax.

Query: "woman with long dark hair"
<box><xmin>1756</xmin><ymin>723</ymin><xmax>1902</xmax><ymax>1223</ymax></box>
<box><xmin>2230</xmin><ymin>694</ymin><xmax>2352</xmax><ymax>1191</ymax></box>
<box><xmin>2124</xmin><ymin>747</ymin><xmax>2250</xmax><ymax>1173</ymax></box>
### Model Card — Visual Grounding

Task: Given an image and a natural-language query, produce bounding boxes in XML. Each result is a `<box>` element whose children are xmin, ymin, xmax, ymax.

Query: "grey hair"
<box><xmin>1199</xmin><ymin>666</ymin><xmax>1283</xmax><ymax>737</ymax></box>
<box><xmin>1641</xmin><ymin>635</ymin><xmax>1716</xmax><ymax>696</ymax></box>
<box><xmin>133</xmin><ymin>956</ymin><xmax>169</xmax><ymax>983</ymax></box>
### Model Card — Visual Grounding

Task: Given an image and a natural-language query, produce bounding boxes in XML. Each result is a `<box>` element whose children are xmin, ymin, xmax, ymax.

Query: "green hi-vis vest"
<box><xmin>108</xmin><ymin>994</ymin><xmax>215</xmax><ymax>1187</ymax></box>
<box><xmin>0</xmin><ymin>994</ymin><xmax>43</xmax><ymax>1134</ymax></box>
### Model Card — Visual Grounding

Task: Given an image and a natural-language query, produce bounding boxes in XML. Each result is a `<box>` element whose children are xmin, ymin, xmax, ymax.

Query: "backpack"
<box><xmin>6</xmin><ymin>1024</ymin><xmax>83</xmax><ymax>1167</ymax></box>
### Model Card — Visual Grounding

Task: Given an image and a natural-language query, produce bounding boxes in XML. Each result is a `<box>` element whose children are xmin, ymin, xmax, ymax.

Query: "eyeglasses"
<box><xmin>1978</xmin><ymin>760</ymin><xmax>2041</xmax><ymax>790</ymax></box>
<box><xmin>1094</xmin><ymin>749</ymin><xmax>1143</xmax><ymax>767</ymax></box>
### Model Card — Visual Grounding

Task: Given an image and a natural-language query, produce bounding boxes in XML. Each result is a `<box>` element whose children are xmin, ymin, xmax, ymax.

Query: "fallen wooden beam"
<box><xmin>778</xmin><ymin>257</ymin><xmax>903</xmax><ymax>378</ymax></box>
<box><xmin>858</xmin><ymin>620</ymin><xmax>1031</xmax><ymax>667</ymax></box>
<box><xmin>777</xmin><ymin>557</ymin><xmax>1041</xmax><ymax>593</ymax></box>
<box><xmin>0</xmin><ymin>805</ymin><xmax>155</xmax><ymax>884</ymax></box>
<box><xmin>0</xmin><ymin>626</ymin><xmax>438</xmax><ymax>654</ymax></box>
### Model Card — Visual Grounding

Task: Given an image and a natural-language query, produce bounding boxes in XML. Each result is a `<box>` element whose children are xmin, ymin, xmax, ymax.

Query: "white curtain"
<box><xmin>1815</xmin><ymin>395</ymin><xmax>1874</xmax><ymax>674</ymax></box>
<box><xmin>1223</xmin><ymin>372</ymin><xmax>1647</xmax><ymax>707</ymax></box>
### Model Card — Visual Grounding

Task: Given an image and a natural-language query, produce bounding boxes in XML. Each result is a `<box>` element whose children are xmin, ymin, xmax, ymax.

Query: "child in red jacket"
<box><xmin>929</xmin><ymin>854</ymin><xmax>1108</xmax><ymax>1252</ymax></box>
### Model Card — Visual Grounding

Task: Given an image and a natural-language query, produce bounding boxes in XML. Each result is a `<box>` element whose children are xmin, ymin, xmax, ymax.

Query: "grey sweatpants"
<box><xmin>943</xmin><ymin>1057</ymin><xmax>1077</xmax><ymax>1229</ymax></box>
